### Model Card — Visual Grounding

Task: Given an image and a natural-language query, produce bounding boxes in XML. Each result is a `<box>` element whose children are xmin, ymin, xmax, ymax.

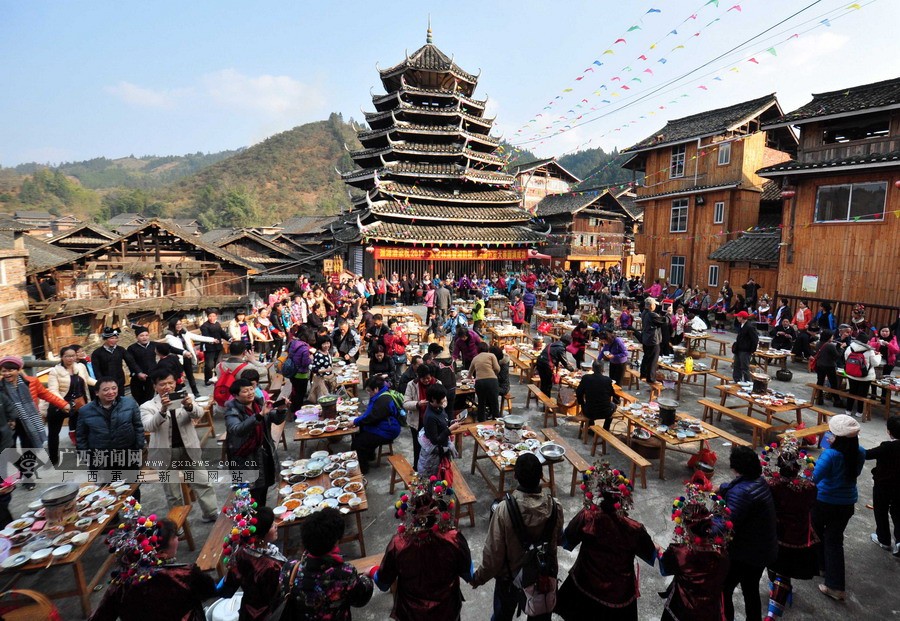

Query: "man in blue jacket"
<box><xmin>522</xmin><ymin>288</ymin><xmax>537</xmax><ymax>329</ymax></box>
<box><xmin>352</xmin><ymin>377</ymin><xmax>402</xmax><ymax>474</ymax></box>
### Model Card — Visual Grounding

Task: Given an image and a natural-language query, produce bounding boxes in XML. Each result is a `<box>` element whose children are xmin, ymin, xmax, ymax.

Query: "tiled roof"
<box><xmin>361</xmin><ymin>221</ymin><xmax>545</xmax><ymax>244</ymax></box>
<box><xmin>764</xmin><ymin>76</ymin><xmax>900</xmax><ymax>126</ymax></box>
<box><xmin>370</xmin><ymin>182</ymin><xmax>520</xmax><ymax>204</ymax></box>
<box><xmin>709</xmin><ymin>232</ymin><xmax>780</xmax><ymax>263</ymax></box>
<box><xmin>623</xmin><ymin>94</ymin><xmax>778</xmax><ymax>153</ymax></box>
<box><xmin>760</xmin><ymin>180</ymin><xmax>782</xmax><ymax>202</ymax></box>
<box><xmin>365</xmin><ymin>104</ymin><xmax>492</xmax><ymax>128</ymax></box>
<box><xmin>369</xmin><ymin>201</ymin><xmax>530</xmax><ymax>222</ymax></box>
<box><xmin>757</xmin><ymin>150</ymin><xmax>900</xmax><ymax>176</ymax></box>
<box><xmin>0</xmin><ymin>231</ymin><xmax>79</xmax><ymax>270</ymax></box>
<box><xmin>279</xmin><ymin>216</ymin><xmax>340</xmax><ymax>236</ymax></box>
<box><xmin>14</xmin><ymin>210</ymin><xmax>53</xmax><ymax>220</ymax></box>
<box><xmin>535</xmin><ymin>193</ymin><xmax>599</xmax><ymax>217</ymax></box>
<box><xmin>373</xmin><ymin>87</ymin><xmax>486</xmax><ymax>109</ymax></box>
<box><xmin>106</xmin><ymin>213</ymin><xmax>146</xmax><ymax>225</ymax></box>
<box><xmin>358</xmin><ymin>124</ymin><xmax>500</xmax><ymax>147</ymax></box>
<box><xmin>379</xmin><ymin>43</ymin><xmax>477</xmax><ymax>84</ymax></box>
<box><xmin>343</xmin><ymin>162</ymin><xmax>514</xmax><ymax>185</ymax></box>
<box><xmin>0</xmin><ymin>215</ymin><xmax>31</xmax><ymax>232</ymax></box>
<box><xmin>633</xmin><ymin>182</ymin><xmax>741</xmax><ymax>203</ymax></box>
<box><xmin>615</xmin><ymin>191</ymin><xmax>644</xmax><ymax>221</ymax></box>
<box><xmin>48</xmin><ymin>222</ymin><xmax>117</xmax><ymax>244</ymax></box>
<box><xmin>509</xmin><ymin>157</ymin><xmax>581</xmax><ymax>183</ymax></box>
<box><xmin>350</xmin><ymin>142</ymin><xmax>506</xmax><ymax>167</ymax></box>
<box><xmin>200</xmin><ymin>228</ymin><xmax>238</xmax><ymax>244</ymax></box>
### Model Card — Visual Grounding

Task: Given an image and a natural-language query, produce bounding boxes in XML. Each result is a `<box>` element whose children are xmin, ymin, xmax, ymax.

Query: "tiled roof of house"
<box><xmin>14</xmin><ymin>210</ymin><xmax>54</xmax><ymax>220</ymax></box>
<box><xmin>615</xmin><ymin>191</ymin><xmax>644</xmax><ymax>221</ymax></box>
<box><xmin>760</xmin><ymin>180</ymin><xmax>782</xmax><ymax>202</ymax></box>
<box><xmin>534</xmin><ymin>193</ymin><xmax>598</xmax><ymax>217</ymax></box>
<box><xmin>633</xmin><ymin>182</ymin><xmax>741</xmax><ymax>202</ymax></box>
<box><xmin>623</xmin><ymin>94</ymin><xmax>778</xmax><ymax>153</ymax></box>
<box><xmin>763</xmin><ymin>76</ymin><xmax>900</xmax><ymax>127</ymax></box>
<box><xmin>757</xmin><ymin>150</ymin><xmax>900</xmax><ymax>176</ymax></box>
<box><xmin>369</xmin><ymin>201</ymin><xmax>529</xmax><ymax>222</ymax></box>
<box><xmin>278</xmin><ymin>216</ymin><xmax>340</xmax><ymax>236</ymax></box>
<box><xmin>379</xmin><ymin>42</ymin><xmax>477</xmax><ymax>84</ymax></box>
<box><xmin>709</xmin><ymin>232</ymin><xmax>780</xmax><ymax>264</ymax></box>
<box><xmin>48</xmin><ymin>222</ymin><xmax>117</xmax><ymax>243</ymax></box>
<box><xmin>106</xmin><ymin>213</ymin><xmax>146</xmax><ymax>225</ymax></box>
<box><xmin>0</xmin><ymin>215</ymin><xmax>31</xmax><ymax>232</ymax></box>
<box><xmin>361</xmin><ymin>221</ymin><xmax>546</xmax><ymax>244</ymax></box>
<box><xmin>0</xmin><ymin>231</ymin><xmax>79</xmax><ymax>270</ymax></box>
<box><xmin>509</xmin><ymin>158</ymin><xmax>581</xmax><ymax>183</ymax></box>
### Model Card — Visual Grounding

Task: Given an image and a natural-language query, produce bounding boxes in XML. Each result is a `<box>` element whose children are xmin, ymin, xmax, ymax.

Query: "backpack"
<box><xmin>213</xmin><ymin>362</ymin><xmax>248</xmax><ymax>407</ymax></box>
<box><xmin>504</xmin><ymin>493</ymin><xmax>559</xmax><ymax>616</ymax></box>
<box><xmin>386</xmin><ymin>389</ymin><xmax>408</xmax><ymax>427</ymax></box>
<box><xmin>845</xmin><ymin>350</ymin><xmax>869</xmax><ymax>378</ymax></box>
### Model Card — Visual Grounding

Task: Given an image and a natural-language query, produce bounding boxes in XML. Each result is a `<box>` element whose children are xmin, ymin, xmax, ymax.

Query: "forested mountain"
<box><xmin>558</xmin><ymin>147</ymin><xmax>636</xmax><ymax>189</ymax></box>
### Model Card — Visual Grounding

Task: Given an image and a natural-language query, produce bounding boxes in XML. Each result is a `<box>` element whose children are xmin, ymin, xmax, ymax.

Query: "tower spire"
<box><xmin>426</xmin><ymin>16</ymin><xmax>433</xmax><ymax>44</ymax></box>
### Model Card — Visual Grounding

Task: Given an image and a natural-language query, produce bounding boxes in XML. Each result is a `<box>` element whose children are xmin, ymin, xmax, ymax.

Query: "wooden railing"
<box><xmin>799</xmin><ymin>135</ymin><xmax>900</xmax><ymax>164</ymax></box>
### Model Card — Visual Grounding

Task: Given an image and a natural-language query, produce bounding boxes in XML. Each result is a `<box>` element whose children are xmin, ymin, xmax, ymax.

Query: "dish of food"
<box><xmin>291</xmin><ymin>483</ymin><xmax>309</xmax><ymax>493</ymax></box>
<box><xmin>323</xmin><ymin>425</ymin><xmax>338</xmax><ymax>433</ymax></box>
<box><xmin>71</xmin><ymin>532</ymin><xmax>89</xmax><ymax>546</ymax></box>
<box><xmin>42</xmin><ymin>525</ymin><xmax>65</xmax><ymax>538</ymax></box>
<box><xmin>77</xmin><ymin>485</ymin><xmax>99</xmax><ymax>499</ymax></box>
<box><xmin>343</xmin><ymin>482</ymin><xmax>363</xmax><ymax>494</ymax></box>
<box><xmin>1</xmin><ymin>553</ymin><xmax>30</xmax><ymax>569</ymax></box>
<box><xmin>74</xmin><ymin>518</ymin><xmax>94</xmax><ymax>529</ymax></box>
<box><xmin>282</xmin><ymin>499</ymin><xmax>301</xmax><ymax>511</ymax></box>
<box><xmin>92</xmin><ymin>496</ymin><xmax>115</xmax><ymax>509</ymax></box>
<box><xmin>302</xmin><ymin>494</ymin><xmax>325</xmax><ymax>508</ymax></box>
<box><xmin>306</xmin><ymin>486</ymin><xmax>326</xmax><ymax>496</ymax></box>
<box><xmin>8</xmin><ymin>518</ymin><xmax>34</xmax><ymax>531</ymax></box>
<box><xmin>324</xmin><ymin>487</ymin><xmax>343</xmax><ymax>499</ymax></box>
<box><xmin>331</xmin><ymin>477</ymin><xmax>349</xmax><ymax>488</ymax></box>
<box><xmin>52</xmin><ymin>544</ymin><xmax>72</xmax><ymax>558</ymax></box>
<box><xmin>79</xmin><ymin>507</ymin><xmax>104</xmax><ymax>520</ymax></box>
<box><xmin>308</xmin><ymin>428</ymin><xmax>324</xmax><ymax>436</ymax></box>
<box><xmin>329</xmin><ymin>469</ymin><xmax>347</xmax><ymax>480</ymax></box>
<box><xmin>8</xmin><ymin>531</ymin><xmax>33</xmax><ymax>546</ymax></box>
<box><xmin>338</xmin><ymin>492</ymin><xmax>356</xmax><ymax>504</ymax></box>
<box><xmin>29</xmin><ymin>548</ymin><xmax>52</xmax><ymax>562</ymax></box>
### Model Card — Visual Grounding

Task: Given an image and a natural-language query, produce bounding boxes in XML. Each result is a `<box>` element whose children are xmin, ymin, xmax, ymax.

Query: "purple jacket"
<box><xmin>452</xmin><ymin>331</ymin><xmax>483</xmax><ymax>364</ymax></box>
<box><xmin>600</xmin><ymin>337</ymin><xmax>629</xmax><ymax>365</ymax></box>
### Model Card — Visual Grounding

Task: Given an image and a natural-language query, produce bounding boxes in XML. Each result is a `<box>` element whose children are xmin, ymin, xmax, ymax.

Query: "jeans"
<box><xmin>733</xmin><ymin>351</ymin><xmax>751</xmax><ymax>382</ymax></box>
<box><xmin>846</xmin><ymin>378</ymin><xmax>871</xmax><ymax>415</ymax></box>
<box><xmin>873</xmin><ymin>482</ymin><xmax>900</xmax><ymax>547</ymax></box>
<box><xmin>813</xmin><ymin>500</ymin><xmax>854</xmax><ymax>591</ymax></box>
<box><xmin>722</xmin><ymin>559</ymin><xmax>765</xmax><ymax>621</ymax></box>
<box><xmin>491</xmin><ymin>577</ymin><xmax>550</xmax><ymax>621</ymax></box>
<box><xmin>475</xmin><ymin>378</ymin><xmax>500</xmax><ymax>422</ymax></box>
<box><xmin>410</xmin><ymin>426</ymin><xmax>421</xmax><ymax>471</ymax></box>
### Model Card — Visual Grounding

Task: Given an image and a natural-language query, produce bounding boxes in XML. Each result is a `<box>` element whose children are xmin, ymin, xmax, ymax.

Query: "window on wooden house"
<box><xmin>0</xmin><ymin>316</ymin><xmax>14</xmax><ymax>344</ymax></box>
<box><xmin>814</xmin><ymin>182</ymin><xmax>887</xmax><ymax>223</ymax></box>
<box><xmin>670</xmin><ymin>144</ymin><xmax>686</xmax><ymax>178</ymax></box>
<box><xmin>717</xmin><ymin>142</ymin><xmax>731</xmax><ymax>165</ymax></box>
<box><xmin>713</xmin><ymin>201</ymin><xmax>725</xmax><ymax>224</ymax></box>
<box><xmin>708</xmin><ymin>265</ymin><xmax>719</xmax><ymax>287</ymax></box>
<box><xmin>670</xmin><ymin>198</ymin><xmax>689</xmax><ymax>232</ymax></box>
<box><xmin>670</xmin><ymin>256</ymin><xmax>686</xmax><ymax>286</ymax></box>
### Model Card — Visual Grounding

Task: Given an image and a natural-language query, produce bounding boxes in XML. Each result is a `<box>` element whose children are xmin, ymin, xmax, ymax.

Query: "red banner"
<box><xmin>373</xmin><ymin>246</ymin><xmax>528</xmax><ymax>261</ymax></box>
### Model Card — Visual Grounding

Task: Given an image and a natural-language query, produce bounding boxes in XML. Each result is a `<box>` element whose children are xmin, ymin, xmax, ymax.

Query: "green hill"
<box><xmin>558</xmin><ymin>147</ymin><xmax>637</xmax><ymax>189</ymax></box>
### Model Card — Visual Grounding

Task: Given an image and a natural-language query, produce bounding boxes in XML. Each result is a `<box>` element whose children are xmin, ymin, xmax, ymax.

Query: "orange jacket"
<box><xmin>23</xmin><ymin>375</ymin><xmax>69</xmax><ymax>411</ymax></box>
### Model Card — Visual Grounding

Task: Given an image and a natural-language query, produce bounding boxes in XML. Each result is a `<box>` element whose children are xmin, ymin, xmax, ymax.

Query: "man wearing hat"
<box><xmin>126</xmin><ymin>326</ymin><xmax>160</xmax><ymax>405</ymax></box>
<box><xmin>732</xmin><ymin>311</ymin><xmax>759</xmax><ymax>382</ymax></box>
<box><xmin>92</xmin><ymin>327</ymin><xmax>140</xmax><ymax>396</ymax></box>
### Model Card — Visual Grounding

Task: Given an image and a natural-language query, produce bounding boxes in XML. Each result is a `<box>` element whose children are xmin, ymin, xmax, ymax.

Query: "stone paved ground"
<box><xmin>8</xmin><ymin>308</ymin><xmax>900</xmax><ymax>619</ymax></box>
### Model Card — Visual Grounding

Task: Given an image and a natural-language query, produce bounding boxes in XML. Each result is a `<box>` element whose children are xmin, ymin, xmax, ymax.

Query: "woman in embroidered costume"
<box><xmin>89</xmin><ymin>498</ymin><xmax>215</xmax><ymax>621</ymax></box>
<box><xmin>761</xmin><ymin>438</ymin><xmax>819</xmax><ymax>619</ymax></box>
<box><xmin>278</xmin><ymin>507</ymin><xmax>374</xmax><ymax>620</ymax></box>
<box><xmin>555</xmin><ymin>461</ymin><xmax>656</xmax><ymax>621</ymax></box>
<box><xmin>657</xmin><ymin>483</ymin><xmax>734</xmax><ymax>621</ymax></box>
<box><xmin>217</xmin><ymin>488</ymin><xmax>287</xmax><ymax>620</ymax></box>
<box><xmin>372</xmin><ymin>475</ymin><xmax>473</xmax><ymax>621</ymax></box>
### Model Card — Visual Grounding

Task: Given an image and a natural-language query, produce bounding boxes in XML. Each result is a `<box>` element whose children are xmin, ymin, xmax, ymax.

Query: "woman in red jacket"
<box><xmin>869</xmin><ymin>326</ymin><xmax>899</xmax><ymax>402</ymax></box>
<box><xmin>509</xmin><ymin>294</ymin><xmax>526</xmax><ymax>330</ymax></box>
<box><xmin>569</xmin><ymin>321</ymin><xmax>590</xmax><ymax>367</ymax></box>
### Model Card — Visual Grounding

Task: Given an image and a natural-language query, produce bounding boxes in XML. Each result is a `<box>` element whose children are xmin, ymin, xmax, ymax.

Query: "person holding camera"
<box><xmin>140</xmin><ymin>369</ymin><xmax>219</xmax><ymax>522</ymax></box>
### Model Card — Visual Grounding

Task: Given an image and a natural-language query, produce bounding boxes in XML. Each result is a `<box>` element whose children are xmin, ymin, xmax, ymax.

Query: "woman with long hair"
<box><xmin>812</xmin><ymin>414</ymin><xmax>866</xmax><ymax>601</ymax></box>
<box><xmin>46</xmin><ymin>345</ymin><xmax>93</xmax><ymax>463</ymax></box>
<box><xmin>166</xmin><ymin>316</ymin><xmax>216</xmax><ymax>397</ymax></box>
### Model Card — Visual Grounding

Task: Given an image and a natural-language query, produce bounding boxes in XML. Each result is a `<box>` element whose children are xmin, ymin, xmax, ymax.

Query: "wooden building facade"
<box><xmin>622</xmin><ymin>94</ymin><xmax>796</xmax><ymax>296</ymax></box>
<box><xmin>758</xmin><ymin>76</ymin><xmax>900</xmax><ymax>325</ymax></box>
<box><xmin>27</xmin><ymin>220</ymin><xmax>255</xmax><ymax>354</ymax></box>
<box><xmin>511</xmin><ymin>158</ymin><xmax>581</xmax><ymax>214</ymax></box>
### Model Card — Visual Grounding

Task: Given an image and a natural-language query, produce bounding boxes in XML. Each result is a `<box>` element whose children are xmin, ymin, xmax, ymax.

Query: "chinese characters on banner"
<box><xmin>373</xmin><ymin>247</ymin><xmax>528</xmax><ymax>261</ymax></box>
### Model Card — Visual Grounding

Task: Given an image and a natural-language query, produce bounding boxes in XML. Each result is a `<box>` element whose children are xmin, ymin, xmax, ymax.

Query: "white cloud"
<box><xmin>200</xmin><ymin>69</ymin><xmax>325</xmax><ymax>117</ymax></box>
<box><xmin>106</xmin><ymin>70</ymin><xmax>325</xmax><ymax>120</ymax></box>
<box><xmin>105</xmin><ymin>81</ymin><xmax>187</xmax><ymax>109</ymax></box>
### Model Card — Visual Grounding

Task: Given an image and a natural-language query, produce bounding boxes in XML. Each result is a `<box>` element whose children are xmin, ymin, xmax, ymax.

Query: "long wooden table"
<box><xmin>0</xmin><ymin>482</ymin><xmax>139</xmax><ymax>618</ymax></box>
<box><xmin>752</xmin><ymin>349</ymin><xmax>789</xmax><ymax>373</ymax></box>
<box><xmin>715</xmin><ymin>383</ymin><xmax>812</xmax><ymax>429</ymax></box>
<box><xmin>619</xmin><ymin>410</ymin><xmax>724</xmax><ymax>480</ymax></box>
<box><xmin>469</xmin><ymin>424</ymin><xmax>553</xmax><ymax>498</ymax></box>
<box><xmin>657</xmin><ymin>359</ymin><xmax>712</xmax><ymax>399</ymax></box>
<box><xmin>294</xmin><ymin>425</ymin><xmax>359</xmax><ymax>458</ymax></box>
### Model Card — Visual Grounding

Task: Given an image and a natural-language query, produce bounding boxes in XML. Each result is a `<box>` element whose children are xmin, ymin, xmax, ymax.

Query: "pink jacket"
<box><xmin>869</xmin><ymin>335</ymin><xmax>899</xmax><ymax>367</ymax></box>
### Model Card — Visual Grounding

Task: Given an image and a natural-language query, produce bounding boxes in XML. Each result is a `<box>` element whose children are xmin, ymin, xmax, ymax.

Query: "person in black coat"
<box><xmin>126</xmin><ymin>326</ymin><xmax>158</xmax><ymax>405</ymax></box>
<box><xmin>639</xmin><ymin>297</ymin><xmax>666</xmax><ymax>386</ymax></box>
<box><xmin>717</xmin><ymin>445</ymin><xmax>778</xmax><ymax>621</ymax></box>
<box><xmin>575</xmin><ymin>360</ymin><xmax>616</xmax><ymax>430</ymax></box>
<box><xmin>91</xmin><ymin>327</ymin><xmax>139</xmax><ymax>396</ymax></box>
<box><xmin>769</xmin><ymin>318</ymin><xmax>797</xmax><ymax>351</ymax></box>
<box><xmin>732</xmin><ymin>311</ymin><xmax>759</xmax><ymax>382</ymax></box>
<box><xmin>865</xmin><ymin>416</ymin><xmax>900</xmax><ymax>556</ymax></box>
<box><xmin>199</xmin><ymin>309</ymin><xmax>229</xmax><ymax>385</ymax></box>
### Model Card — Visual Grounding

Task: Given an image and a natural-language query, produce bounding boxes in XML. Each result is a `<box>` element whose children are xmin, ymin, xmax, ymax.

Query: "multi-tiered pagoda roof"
<box><xmin>338</xmin><ymin>29</ymin><xmax>544</xmax><ymax>247</ymax></box>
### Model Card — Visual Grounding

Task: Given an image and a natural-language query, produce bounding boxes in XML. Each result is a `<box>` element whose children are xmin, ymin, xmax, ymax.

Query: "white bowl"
<box><xmin>272</xmin><ymin>506</ymin><xmax>287</xmax><ymax>517</ymax></box>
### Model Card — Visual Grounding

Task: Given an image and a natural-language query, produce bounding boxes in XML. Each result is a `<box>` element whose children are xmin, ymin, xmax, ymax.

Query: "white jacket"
<box><xmin>844</xmin><ymin>340</ymin><xmax>882</xmax><ymax>382</ymax></box>
<box><xmin>140</xmin><ymin>393</ymin><xmax>203</xmax><ymax>454</ymax></box>
<box><xmin>47</xmin><ymin>362</ymin><xmax>95</xmax><ymax>400</ymax></box>
<box><xmin>228</xmin><ymin>320</ymin><xmax>264</xmax><ymax>345</ymax></box>
<box><xmin>166</xmin><ymin>330</ymin><xmax>216</xmax><ymax>365</ymax></box>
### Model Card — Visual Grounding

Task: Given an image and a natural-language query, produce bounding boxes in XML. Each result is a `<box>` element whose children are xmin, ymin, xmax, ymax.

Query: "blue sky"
<box><xmin>2</xmin><ymin>0</ymin><xmax>898</xmax><ymax>166</ymax></box>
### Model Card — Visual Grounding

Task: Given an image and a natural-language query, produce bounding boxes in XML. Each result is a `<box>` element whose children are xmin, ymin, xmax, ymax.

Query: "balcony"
<box><xmin>800</xmin><ymin>135</ymin><xmax>900</xmax><ymax>164</ymax></box>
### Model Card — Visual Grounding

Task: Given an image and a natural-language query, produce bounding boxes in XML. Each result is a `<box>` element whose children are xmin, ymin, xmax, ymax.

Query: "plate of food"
<box><xmin>632</xmin><ymin>429</ymin><xmax>652</xmax><ymax>441</ymax></box>
<box><xmin>308</xmin><ymin>428</ymin><xmax>324</xmax><ymax>436</ymax></box>
<box><xmin>29</xmin><ymin>547</ymin><xmax>53</xmax><ymax>562</ymax></box>
<box><xmin>331</xmin><ymin>477</ymin><xmax>349</xmax><ymax>488</ymax></box>
<box><xmin>7</xmin><ymin>531</ymin><xmax>33</xmax><ymax>546</ymax></box>
<box><xmin>1</xmin><ymin>552</ymin><xmax>30</xmax><ymax>569</ymax></box>
<box><xmin>291</xmin><ymin>482</ymin><xmax>310</xmax><ymax>493</ymax></box>
<box><xmin>324</xmin><ymin>487</ymin><xmax>343</xmax><ymax>499</ymax></box>
<box><xmin>74</xmin><ymin>517</ymin><xmax>94</xmax><ymax>529</ymax></box>
<box><xmin>42</xmin><ymin>525</ymin><xmax>65</xmax><ymax>539</ymax></box>
<box><xmin>302</xmin><ymin>494</ymin><xmax>325</xmax><ymax>508</ymax></box>
<box><xmin>282</xmin><ymin>499</ymin><xmax>302</xmax><ymax>511</ymax></box>
<box><xmin>338</xmin><ymin>492</ymin><xmax>356</xmax><ymax>505</ymax></box>
<box><xmin>329</xmin><ymin>469</ymin><xmax>348</xmax><ymax>480</ymax></box>
<box><xmin>52</xmin><ymin>544</ymin><xmax>72</xmax><ymax>558</ymax></box>
<box><xmin>306</xmin><ymin>486</ymin><xmax>326</xmax><ymax>496</ymax></box>
<box><xmin>71</xmin><ymin>532</ymin><xmax>89</xmax><ymax>547</ymax></box>
<box><xmin>77</xmin><ymin>485</ymin><xmax>99</xmax><ymax>499</ymax></box>
<box><xmin>8</xmin><ymin>518</ymin><xmax>34</xmax><ymax>531</ymax></box>
<box><xmin>343</xmin><ymin>481</ymin><xmax>364</xmax><ymax>494</ymax></box>
<box><xmin>79</xmin><ymin>507</ymin><xmax>104</xmax><ymax>520</ymax></box>
<box><xmin>92</xmin><ymin>496</ymin><xmax>115</xmax><ymax>509</ymax></box>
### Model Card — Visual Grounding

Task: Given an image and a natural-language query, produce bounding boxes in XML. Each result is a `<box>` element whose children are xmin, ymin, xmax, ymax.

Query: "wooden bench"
<box><xmin>166</xmin><ymin>482</ymin><xmax>197</xmax><ymax>551</ymax></box>
<box><xmin>524</xmin><ymin>376</ymin><xmax>542</xmax><ymax>407</ymax></box>
<box><xmin>807</xmin><ymin>383</ymin><xmax>880</xmax><ymax>422</ymax></box>
<box><xmin>387</xmin><ymin>454</ymin><xmax>476</xmax><ymax>526</ymax></box>
<box><xmin>779</xmin><ymin>423</ymin><xmax>831</xmax><ymax>445</ymax></box>
<box><xmin>527</xmin><ymin>384</ymin><xmax>558</xmax><ymax>427</ymax></box>
<box><xmin>375</xmin><ymin>442</ymin><xmax>395</xmax><ymax>466</ymax></box>
<box><xmin>197</xmin><ymin>511</ymin><xmax>233</xmax><ymax>577</ymax></box>
<box><xmin>589</xmin><ymin>425</ymin><xmax>650</xmax><ymax>489</ymax></box>
<box><xmin>697</xmin><ymin>398</ymin><xmax>772</xmax><ymax>448</ymax></box>
<box><xmin>694</xmin><ymin>419</ymin><xmax>752</xmax><ymax>448</ymax></box>
<box><xmin>707</xmin><ymin>353</ymin><xmax>734</xmax><ymax>385</ymax></box>
<box><xmin>708</xmin><ymin>336</ymin><xmax>729</xmax><ymax>356</ymax></box>
<box><xmin>509</xmin><ymin>355</ymin><xmax>534</xmax><ymax>383</ymax></box>
<box><xmin>542</xmin><ymin>428</ymin><xmax>592</xmax><ymax>496</ymax></box>
<box><xmin>388</xmin><ymin>454</ymin><xmax>415</xmax><ymax>494</ymax></box>
<box><xmin>810</xmin><ymin>405</ymin><xmax>836</xmax><ymax>425</ymax></box>
<box><xmin>449</xmin><ymin>461</ymin><xmax>476</xmax><ymax>527</ymax></box>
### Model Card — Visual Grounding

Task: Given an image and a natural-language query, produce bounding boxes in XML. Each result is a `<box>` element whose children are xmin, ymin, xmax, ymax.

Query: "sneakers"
<box><xmin>871</xmin><ymin>533</ymin><xmax>892</xmax><ymax>550</ymax></box>
<box><xmin>201</xmin><ymin>512</ymin><xmax>218</xmax><ymax>523</ymax></box>
<box><xmin>818</xmin><ymin>584</ymin><xmax>846</xmax><ymax>601</ymax></box>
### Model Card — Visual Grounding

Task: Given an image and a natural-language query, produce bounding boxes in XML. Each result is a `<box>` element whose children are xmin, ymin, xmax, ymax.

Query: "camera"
<box><xmin>168</xmin><ymin>389</ymin><xmax>187</xmax><ymax>401</ymax></box>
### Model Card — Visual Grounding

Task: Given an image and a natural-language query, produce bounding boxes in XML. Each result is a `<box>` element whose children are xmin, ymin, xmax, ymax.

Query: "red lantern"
<box><xmin>365</xmin><ymin>245</ymin><xmax>375</xmax><ymax>254</ymax></box>
<box><xmin>780</xmin><ymin>189</ymin><xmax>796</xmax><ymax>199</ymax></box>
<box><xmin>894</xmin><ymin>179</ymin><xmax>900</xmax><ymax>189</ymax></box>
